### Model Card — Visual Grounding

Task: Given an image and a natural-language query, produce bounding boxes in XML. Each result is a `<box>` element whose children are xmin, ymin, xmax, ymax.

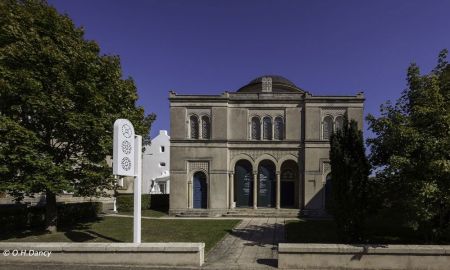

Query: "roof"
<box><xmin>237</xmin><ymin>75</ymin><xmax>306</xmax><ymax>93</ymax></box>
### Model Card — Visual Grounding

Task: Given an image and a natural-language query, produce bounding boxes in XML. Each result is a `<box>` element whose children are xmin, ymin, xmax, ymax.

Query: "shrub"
<box><xmin>28</xmin><ymin>206</ymin><xmax>45</xmax><ymax>229</ymax></box>
<box><xmin>57</xmin><ymin>202</ymin><xmax>102</xmax><ymax>227</ymax></box>
<box><xmin>329</xmin><ymin>115</ymin><xmax>371</xmax><ymax>243</ymax></box>
<box><xmin>117</xmin><ymin>194</ymin><xmax>150</xmax><ymax>212</ymax></box>
<box><xmin>0</xmin><ymin>202</ymin><xmax>102</xmax><ymax>231</ymax></box>
<box><xmin>0</xmin><ymin>204</ymin><xmax>28</xmax><ymax>232</ymax></box>
<box><xmin>149</xmin><ymin>194</ymin><xmax>169</xmax><ymax>210</ymax></box>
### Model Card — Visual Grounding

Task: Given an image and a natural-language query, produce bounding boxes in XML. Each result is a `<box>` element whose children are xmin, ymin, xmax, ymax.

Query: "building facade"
<box><xmin>143</xmin><ymin>130</ymin><xmax>170</xmax><ymax>194</ymax></box>
<box><xmin>169</xmin><ymin>76</ymin><xmax>364</xmax><ymax>216</ymax></box>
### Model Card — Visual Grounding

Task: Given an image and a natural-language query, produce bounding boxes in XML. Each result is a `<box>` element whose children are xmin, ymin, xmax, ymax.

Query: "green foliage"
<box><xmin>0</xmin><ymin>202</ymin><xmax>102</xmax><ymax>232</ymax></box>
<box><xmin>367</xmin><ymin>49</ymin><xmax>450</xmax><ymax>242</ymax></box>
<box><xmin>149</xmin><ymin>194</ymin><xmax>169</xmax><ymax>210</ymax></box>
<box><xmin>328</xmin><ymin>115</ymin><xmax>371</xmax><ymax>243</ymax></box>
<box><xmin>0</xmin><ymin>0</ymin><xmax>155</xmax><ymax>223</ymax></box>
<box><xmin>0</xmin><ymin>204</ymin><xmax>28</xmax><ymax>232</ymax></box>
<box><xmin>116</xmin><ymin>194</ymin><xmax>150</xmax><ymax>212</ymax></box>
<box><xmin>56</xmin><ymin>202</ymin><xmax>102</xmax><ymax>226</ymax></box>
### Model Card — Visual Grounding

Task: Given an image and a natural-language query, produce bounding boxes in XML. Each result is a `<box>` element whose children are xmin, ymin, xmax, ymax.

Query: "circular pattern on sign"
<box><xmin>121</xmin><ymin>157</ymin><xmax>132</xmax><ymax>171</ymax></box>
<box><xmin>121</xmin><ymin>140</ymin><xmax>132</xmax><ymax>155</ymax></box>
<box><xmin>121</xmin><ymin>124</ymin><xmax>132</xmax><ymax>138</ymax></box>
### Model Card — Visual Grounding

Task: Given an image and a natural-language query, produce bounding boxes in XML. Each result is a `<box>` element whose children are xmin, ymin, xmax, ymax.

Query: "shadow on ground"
<box><xmin>0</xmin><ymin>217</ymin><xmax>122</xmax><ymax>243</ymax></box>
<box><xmin>230</xmin><ymin>222</ymin><xmax>284</xmax><ymax>247</ymax></box>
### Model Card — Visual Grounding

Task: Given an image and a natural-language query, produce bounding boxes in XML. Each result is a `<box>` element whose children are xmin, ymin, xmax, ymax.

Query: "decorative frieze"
<box><xmin>230</xmin><ymin>149</ymin><xmax>298</xmax><ymax>161</ymax></box>
<box><xmin>188</xmin><ymin>161</ymin><xmax>209</xmax><ymax>173</ymax></box>
<box><xmin>321</xmin><ymin>108</ymin><xmax>346</xmax><ymax>118</ymax></box>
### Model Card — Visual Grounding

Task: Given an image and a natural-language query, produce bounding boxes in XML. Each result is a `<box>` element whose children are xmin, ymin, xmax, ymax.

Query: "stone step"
<box><xmin>223</xmin><ymin>208</ymin><xmax>301</xmax><ymax>217</ymax></box>
<box><xmin>173</xmin><ymin>208</ymin><xmax>302</xmax><ymax>218</ymax></box>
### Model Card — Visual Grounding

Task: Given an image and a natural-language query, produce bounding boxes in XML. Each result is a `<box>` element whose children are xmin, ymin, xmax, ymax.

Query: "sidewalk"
<box><xmin>203</xmin><ymin>218</ymin><xmax>288</xmax><ymax>269</ymax></box>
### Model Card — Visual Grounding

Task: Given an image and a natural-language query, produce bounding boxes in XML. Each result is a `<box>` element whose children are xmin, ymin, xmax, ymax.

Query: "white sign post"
<box><xmin>133</xmin><ymin>134</ymin><xmax>142</xmax><ymax>244</ymax></box>
<box><xmin>113</xmin><ymin>119</ymin><xmax>141</xmax><ymax>244</ymax></box>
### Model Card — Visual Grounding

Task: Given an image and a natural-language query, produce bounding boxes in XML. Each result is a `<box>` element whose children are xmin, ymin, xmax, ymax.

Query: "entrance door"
<box><xmin>235</xmin><ymin>160</ymin><xmax>253</xmax><ymax>207</ymax></box>
<box><xmin>280</xmin><ymin>162</ymin><xmax>299</xmax><ymax>208</ymax></box>
<box><xmin>281</xmin><ymin>181</ymin><xmax>295</xmax><ymax>207</ymax></box>
<box><xmin>193</xmin><ymin>172</ymin><xmax>207</xmax><ymax>209</ymax></box>
<box><xmin>258</xmin><ymin>160</ymin><xmax>276</xmax><ymax>207</ymax></box>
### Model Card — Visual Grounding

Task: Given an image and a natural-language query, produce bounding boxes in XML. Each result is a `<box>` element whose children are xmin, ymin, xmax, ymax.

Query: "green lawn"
<box><xmin>119</xmin><ymin>209</ymin><xmax>168</xmax><ymax>218</ymax></box>
<box><xmin>1</xmin><ymin>216</ymin><xmax>240</xmax><ymax>252</ymax></box>
<box><xmin>285</xmin><ymin>218</ymin><xmax>446</xmax><ymax>244</ymax></box>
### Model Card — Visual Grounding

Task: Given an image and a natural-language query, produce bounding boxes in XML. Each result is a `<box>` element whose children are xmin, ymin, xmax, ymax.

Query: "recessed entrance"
<box><xmin>234</xmin><ymin>160</ymin><xmax>253</xmax><ymax>207</ymax></box>
<box><xmin>280</xmin><ymin>160</ymin><xmax>298</xmax><ymax>208</ymax></box>
<box><xmin>258</xmin><ymin>160</ymin><xmax>276</xmax><ymax>207</ymax></box>
<box><xmin>193</xmin><ymin>171</ymin><xmax>207</xmax><ymax>209</ymax></box>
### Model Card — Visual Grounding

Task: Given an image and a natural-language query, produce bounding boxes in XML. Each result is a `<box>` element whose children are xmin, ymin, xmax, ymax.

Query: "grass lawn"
<box><xmin>285</xmin><ymin>218</ymin><xmax>445</xmax><ymax>244</ymax></box>
<box><xmin>0</xmin><ymin>216</ymin><xmax>240</xmax><ymax>252</ymax></box>
<box><xmin>119</xmin><ymin>209</ymin><xmax>168</xmax><ymax>218</ymax></box>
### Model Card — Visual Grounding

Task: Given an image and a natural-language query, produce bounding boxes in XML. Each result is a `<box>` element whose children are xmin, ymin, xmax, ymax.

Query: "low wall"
<box><xmin>0</xmin><ymin>242</ymin><xmax>205</xmax><ymax>267</ymax></box>
<box><xmin>278</xmin><ymin>243</ymin><xmax>450</xmax><ymax>270</ymax></box>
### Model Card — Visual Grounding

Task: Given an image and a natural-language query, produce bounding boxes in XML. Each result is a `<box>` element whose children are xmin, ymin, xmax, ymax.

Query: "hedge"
<box><xmin>116</xmin><ymin>194</ymin><xmax>150</xmax><ymax>212</ymax></box>
<box><xmin>116</xmin><ymin>194</ymin><xmax>169</xmax><ymax>212</ymax></box>
<box><xmin>149</xmin><ymin>194</ymin><xmax>169</xmax><ymax>210</ymax></box>
<box><xmin>0</xmin><ymin>204</ymin><xmax>28</xmax><ymax>232</ymax></box>
<box><xmin>0</xmin><ymin>202</ymin><xmax>102</xmax><ymax>232</ymax></box>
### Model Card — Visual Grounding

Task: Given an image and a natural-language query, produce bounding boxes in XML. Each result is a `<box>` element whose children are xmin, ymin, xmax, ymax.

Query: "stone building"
<box><xmin>169</xmin><ymin>75</ymin><xmax>364</xmax><ymax>216</ymax></box>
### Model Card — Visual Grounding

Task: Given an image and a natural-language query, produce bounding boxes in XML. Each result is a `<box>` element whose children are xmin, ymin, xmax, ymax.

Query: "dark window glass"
<box><xmin>263</xmin><ymin>117</ymin><xmax>272</xmax><ymax>140</ymax></box>
<box><xmin>274</xmin><ymin>117</ymin><xmax>283</xmax><ymax>140</ymax></box>
<box><xmin>251</xmin><ymin>117</ymin><xmax>261</xmax><ymax>140</ymax></box>
<box><xmin>201</xmin><ymin>116</ymin><xmax>210</xmax><ymax>139</ymax></box>
<box><xmin>190</xmin><ymin>115</ymin><xmax>199</xmax><ymax>139</ymax></box>
<box><xmin>323</xmin><ymin>116</ymin><xmax>333</xmax><ymax>140</ymax></box>
<box><xmin>335</xmin><ymin>116</ymin><xmax>343</xmax><ymax>131</ymax></box>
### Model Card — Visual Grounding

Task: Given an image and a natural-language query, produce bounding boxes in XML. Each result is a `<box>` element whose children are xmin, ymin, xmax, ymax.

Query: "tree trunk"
<box><xmin>45</xmin><ymin>190</ymin><xmax>57</xmax><ymax>233</ymax></box>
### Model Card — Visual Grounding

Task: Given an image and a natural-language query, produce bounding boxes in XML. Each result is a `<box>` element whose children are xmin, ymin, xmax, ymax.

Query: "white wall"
<box><xmin>142</xmin><ymin>130</ymin><xmax>170</xmax><ymax>194</ymax></box>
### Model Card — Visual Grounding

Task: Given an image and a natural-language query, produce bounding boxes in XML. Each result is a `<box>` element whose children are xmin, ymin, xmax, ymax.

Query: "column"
<box><xmin>229</xmin><ymin>172</ymin><xmax>234</xmax><ymax>209</ymax></box>
<box><xmin>253</xmin><ymin>172</ymin><xmax>258</xmax><ymax>209</ymax></box>
<box><xmin>276</xmin><ymin>172</ymin><xmax>281</xmax><ymax>209</ymax></box>
<box><xmin>187</xmin><ymin>181</ymin><xmax>192</xmax><ymax>209</ymax></box>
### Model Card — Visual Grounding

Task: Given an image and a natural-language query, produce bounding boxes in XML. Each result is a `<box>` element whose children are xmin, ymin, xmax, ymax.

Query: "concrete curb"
<box><xmin>0</xmin><ymin>242</ymin><xmax>205</xmax><ymax>267</ymax></box>
<box><xmin>278</xmin><ymin>243</ymin><xmax>450</xmax><ymax>269</ymax></box>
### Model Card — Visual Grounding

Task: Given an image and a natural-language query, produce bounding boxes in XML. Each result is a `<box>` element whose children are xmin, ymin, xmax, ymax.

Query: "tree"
<box><xmin>367</xmin><ymin>49</ymin><xmax>450</xmax><ymax>242</ymax></box>
<box><xmin>328</xmin><ymin>115</ymin><xmax>371</xmax><ymax>243</ymax></box>
<box><xmin>0</xmin><ymin>0</ymin><xmax>155</xmax><ymax>232</ymax></box>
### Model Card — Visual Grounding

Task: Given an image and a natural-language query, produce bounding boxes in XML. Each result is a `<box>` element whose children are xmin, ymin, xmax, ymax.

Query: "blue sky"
<box><xmin>48</xmin><ymin>0</ymin><xmax>450</xmax><ymax>139</ymax></box>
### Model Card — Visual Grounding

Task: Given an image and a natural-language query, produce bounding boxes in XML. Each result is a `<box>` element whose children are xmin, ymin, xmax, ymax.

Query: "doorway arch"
<box><xmin>258</xmin><ymin>160</ymin><xmax>276</xmax><ymax>207</ymax></box>
<box><xmin>234</xmin><ymin>160</ymin><xmax>253</xmax><ymax>207</ymax></box>
<box><xmin>280</xmin><ymin>160</ymin><xmax>298</xmax><ymax>208</ymax></box>
<box><xmin>193</xmin><ymin>171</ymin><xmax>207</xmax><ymax>209</ymax></box>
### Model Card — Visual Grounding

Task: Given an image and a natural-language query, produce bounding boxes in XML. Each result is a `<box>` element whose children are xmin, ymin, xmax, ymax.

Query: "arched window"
<box><xmin>335</xmin><ymin>116</ymin><xmax>343</xmax><ymax>132</ymax></box>
<box><xmin>263</xmin><ymin>116</ymin><xmax>272</xmax><ymax>140</ymax></box>
<box><xmin>274</xmin><ymin>116</ymin><xmax>284</xmax><ymax>140</ymax></box>
<box><xmin>201</xmin><ymin>115</ymin><xmax>210</xmax><ymax>139</ymax></box>
<box><xmin>322</xmin><ymin>116</ymin><xmax>333</xmax><ymax>140</ymax></box>
<box><xmin>190</xmin><ymin>115</ymin><xmax>199</xmax><ymax>139</ymax></box>
<box><xmin>251</xmin><ymin>117</ymin><xmax>261</xmax><ymax>140</ymax></box>
<box><xmin>281</xmin><ymin>169</ymin><xmax>294</xmax><ymax>180</ymax></box>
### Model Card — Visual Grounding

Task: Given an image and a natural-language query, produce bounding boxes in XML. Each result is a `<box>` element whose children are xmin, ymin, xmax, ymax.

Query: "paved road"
<box><xmin>203</xmin><ymin>218</ymin><xmax>287</xmax><ymax>269</ymax></box>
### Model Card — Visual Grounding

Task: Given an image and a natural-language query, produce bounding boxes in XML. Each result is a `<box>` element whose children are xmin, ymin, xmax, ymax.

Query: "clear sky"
<box><xmin>48</xmin><ymin>0</ymin><xmax>450</xmax><ymax>139</ymax></box>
